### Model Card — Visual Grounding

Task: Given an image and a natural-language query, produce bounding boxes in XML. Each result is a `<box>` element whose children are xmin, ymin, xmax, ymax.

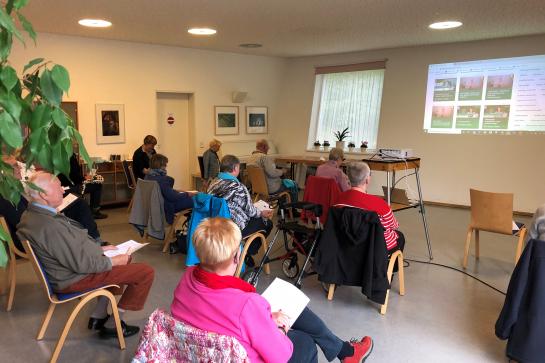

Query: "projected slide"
<box><xmin>423</xmin><ymin>54</ymin><xmax>545</xmax><ymax>134</ymax></box>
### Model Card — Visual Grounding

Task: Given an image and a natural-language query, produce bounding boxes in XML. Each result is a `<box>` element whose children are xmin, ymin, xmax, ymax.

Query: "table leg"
<box><xmin>415</xmin><ymin>168</ymin><xmax>433</xmax><ymax>260</ymax></box>
<box><xmin>386</xmin><ymin>171</ymin><xmax>391</xmax><ymax>205</ymax></box>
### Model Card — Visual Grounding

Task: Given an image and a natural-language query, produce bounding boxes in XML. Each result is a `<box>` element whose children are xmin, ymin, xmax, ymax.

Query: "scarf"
<box><xmin>193</xmin><ymin>266</ymin><xmax>256</xmax><ymax>293</ymax></box>
<box><xmin>217</xmin><ymin>172</ymin><xmax>239</xmax><ymax>182</ymax></box>
<box><xmin>148</xmin><ymin>168</ymin><xmax>167</xmax><ymax>177</ymax></box>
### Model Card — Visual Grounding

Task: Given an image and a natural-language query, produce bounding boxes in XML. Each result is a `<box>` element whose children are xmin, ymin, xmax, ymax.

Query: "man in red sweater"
<box><xmin>336</xmin><ymin>161</ymin><xmax>405</xmax><ymax>253</ymax></box>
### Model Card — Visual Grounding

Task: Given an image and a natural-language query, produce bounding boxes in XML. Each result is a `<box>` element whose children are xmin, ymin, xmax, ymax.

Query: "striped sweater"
<box><xmin>207</xmin><ymin>178</ymin><xmax>260</xmax><ymax>231</ymax></box>
<box><xmin>336</xmin><ymin>188</ymin><xmax>400</xmax><ymax>250</ymax></box>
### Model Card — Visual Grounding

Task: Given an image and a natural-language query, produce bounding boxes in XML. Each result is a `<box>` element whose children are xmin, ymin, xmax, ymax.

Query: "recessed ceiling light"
<box><xmin>78</xmin><ymin>19</ymin><xmax>112</xmax><ymax>28</ymax></box>
<box><xmin>429</xmin><ymin>21</ymin><xmax>463</xmax><ymax>30</ymax></box>
<box><xmin>239</xmin><ymin>43</ymin><xmax>262</xmax><ymax>48</ymax></box>
<box><xmin>188</xmin><ymin>27</ymin><xmax>217</xmax><ymax>35</ymax></box>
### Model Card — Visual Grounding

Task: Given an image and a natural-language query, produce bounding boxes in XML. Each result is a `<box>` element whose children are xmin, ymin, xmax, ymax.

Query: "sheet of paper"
<box><xmin>261</xmin><ymin>278</ymin><xmax>310</xmax><ymax>327</ymax></box>
<box><xmin>57</xmin><ymin>193</ymin><xmax>79</xmax><ymax>212</ymax></box>
<box><xmin>103</xmin><ymin>240</ymin><xmax>149</xmax><ymax>258</ymax></box>
<box><xmin>512</xmin><ymin>221</ymin><xmax>519</xmax><ymax>231</ymax></box>
<box><xmin>253</xmin><ymin>199</ymin><xmax>271</xmax><ymax>212</ymax></box>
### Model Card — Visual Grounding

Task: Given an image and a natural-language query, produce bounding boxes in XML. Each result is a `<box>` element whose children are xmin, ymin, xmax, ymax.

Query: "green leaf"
<box><xmin>13</xmin><ymin>0</ymin><xmax>30</xmax><ymax>10</ymax></box>
<box><xmin>73</xmin><ymin>130</ymin><xmax>92</xmax><ymax>167</ymax></box>
<box><xmin>0</xmin><ymin>29</ymin><xmax>13</xmax><ymax>62</ymax></box>
<box><xmin>5</xmin><ymin>0</ymin><xmax>15</xmax><ymax>15</ymax></box>
<box><xmin>0</xmin><ymin>65</ymin><xmax>18</xmax><ymax>91</ymax></box>
<box><xmin>0</xmin><ymin>6</ymin><xmax>23</xmax><ymax>42</ymax></box>
<box><xmin>37</xmin><ymin>143</ymin><xmax>52</xmax><ymax>170</ymax></box>
<box><xmin>30</xmin><ymin>104</ymin><xmax>49</xmax><ymax>130</ymax></box>
<box><xmin>17</xmin><ymin>12</ymin><xmax>35</xmax><ymax>43</ymax></box>
<box><xmin>51</xmin><ymin>65</ymin><xmax>70</xmax><ymax>92</ymax></box>
<box><xmin>23</xmin><ymin>57</ymin><xmax>44</xmax><ymax>73</ymax></box>
<box><xmin>0</xmin><ymin>91</ymin><xmax>22</xmax><ymax>120</ymax></box>
<box><xmin>39</xmin><ymin>69</ymin><xmax>62</xmax><ymax>106</ymax></box>
<box><xmin>0</xmin><ymin>111</ymin><xmax>23</xmax><ymax>148</ymax></box>
<box><xmin>51</xmin><ymin>108</ymin><xmax>67</xmax><ymax>128</ymax></box>
<box><xmin>51</xmin><ymin>142</ymin><xmax>63</xmax><ymax>175</ymax></box>
<box><xmin>28</xmin><ymin>125</ymin><xmax>43</xmax><ymax>154</ymax></box>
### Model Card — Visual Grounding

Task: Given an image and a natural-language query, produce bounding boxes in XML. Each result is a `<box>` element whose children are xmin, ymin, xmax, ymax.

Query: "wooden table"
<box><xmin>275</xmin><ymin>155</ymin><xmax>433</xmax><ymax>259</ymax></box>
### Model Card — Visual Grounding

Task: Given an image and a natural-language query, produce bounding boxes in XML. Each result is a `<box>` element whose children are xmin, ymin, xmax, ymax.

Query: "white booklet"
<box><xmin>103</xmin><ymin>240</ymin><xmax>149</xmax><ymax>258</ymax></box>
<box><xmin>261</xmin><ymin>278</ymin><xmax>310</xmax><ymax>327</ymax></box>
<box><xmin>57</xmin><ymin>193</ymin><xmax>79</xmax><ymax>212</ymax></box>
<box><xmin>253</xmin><ymin>199</ymin><xmax>272</xmax><ymax>212</ymax></box>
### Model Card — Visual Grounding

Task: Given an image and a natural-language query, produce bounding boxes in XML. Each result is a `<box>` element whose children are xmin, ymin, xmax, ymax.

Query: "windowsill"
<box><xmin>305</xmin><ymin>148</ymin><xmax>375</xmax><ymax>155</ymax></box>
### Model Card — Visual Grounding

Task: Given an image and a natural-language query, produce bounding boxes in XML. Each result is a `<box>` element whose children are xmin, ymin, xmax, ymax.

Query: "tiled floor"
<box><xmin>0</xmin><ymin>205</ymin><xmax>528</xmax><ymax>362</ymax></box>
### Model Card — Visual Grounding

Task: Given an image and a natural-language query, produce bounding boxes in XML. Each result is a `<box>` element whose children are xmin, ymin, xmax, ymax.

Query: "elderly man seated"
<box><xmin>315</xmin><ymin>148</ymin><xmax>351</xmax><ymax>192</ymax></box>
<box><xmin>248</xmin><ymin>139</ymin><xmax>298</xmax><ymax>202</ymax></box>
<box><xmin>17</xmin><ymin>172</ymin><xmax>155</xmax><ymax>338</ymax></box>
<box><xmin>336</xmin><ymin>161</ymin><xmax>405</xmax><ymax>253</ymax></box>
<box><xmin>207</xmin><ymin>155</ymin><xmax>273</xmax><ymax>266</ymax></box>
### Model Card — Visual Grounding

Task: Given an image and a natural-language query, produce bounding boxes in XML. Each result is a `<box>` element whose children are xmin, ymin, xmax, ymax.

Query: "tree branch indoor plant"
<box><xmin>334</xmin><ymin>127</ymin><xmax>350</xmax><ymax>149</ymax></box>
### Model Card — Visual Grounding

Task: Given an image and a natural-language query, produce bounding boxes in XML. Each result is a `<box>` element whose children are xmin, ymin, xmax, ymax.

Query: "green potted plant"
<box><xmin>347</xmin><ymin>141</ymin><xmax>356</xmax><ymax>152</ymax></box>
<box><xmin>0</xmin><ymin>1</ymin><xmax>90</xmax><ymax>266</ymax></box>
<box><xmin>360</xmin><ymin>141</ymin><xmax>369</xmax><ymax>152</ymax></box>
<box><xmin>322</xmin><ymin>140</ymin><xmax>330</xmax><ymax>150</ymax></box>
<box><xmin>334</xmin><ymin>127</ymin><xmax>350</xmax><ymax>149</ymax></box>
<box><xmin>313</xmin><ymin>140</ymin><xmax>321</xmax><ymax>150</ymax></box>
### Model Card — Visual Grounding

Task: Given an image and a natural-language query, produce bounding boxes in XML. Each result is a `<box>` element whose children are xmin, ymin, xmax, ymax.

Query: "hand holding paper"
<box><xmin>262</xmin><ymin>278</ymin><xmax>310</xmax><ymax>327</ymax></box>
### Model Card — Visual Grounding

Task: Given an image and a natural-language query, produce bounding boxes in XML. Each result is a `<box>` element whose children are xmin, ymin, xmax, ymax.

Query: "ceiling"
<box><xmin>21</xmin><ymin>0</ymin><xmax>545</xmax><ymax>58</ymax></box>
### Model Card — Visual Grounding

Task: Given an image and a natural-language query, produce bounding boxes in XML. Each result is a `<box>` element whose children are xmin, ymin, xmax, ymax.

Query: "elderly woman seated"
<box><xmin>171</xmin><ymin>217</ymin><xmax>374</xmax><ymax>363</ymax></box>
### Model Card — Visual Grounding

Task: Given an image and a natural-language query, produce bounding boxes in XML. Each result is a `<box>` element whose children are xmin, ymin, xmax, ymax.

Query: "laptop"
<box><xmin>382</xmin><ymin>186</ymin><xmax>412</xmax><ymax>205</ymax></box>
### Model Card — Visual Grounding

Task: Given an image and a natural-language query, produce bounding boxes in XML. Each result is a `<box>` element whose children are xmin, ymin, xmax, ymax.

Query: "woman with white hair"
<box><xmin>202</xmin><ymin>139</ymin><xmax>222</xmax><ymax>181</ymax></box>
<box><xmin>171</xmin><ymin>217</ymin><xmax>373</xmax><ymax>363</ymax></box>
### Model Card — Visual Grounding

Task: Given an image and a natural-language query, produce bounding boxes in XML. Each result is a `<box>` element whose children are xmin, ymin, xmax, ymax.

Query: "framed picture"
<box><xmin>96</xmin><ymin>104</ymin><xmax>125</xmax><ymax>144</ymax></box>
<box><xmin>246</xmin><ymin>106</ymin><xmax>268</xmax><ymax>134</ymax></box>
<box><xmin>214</xmin><ymin>106</ymin><xmax>239</xmax><ymax>135</ymax></box>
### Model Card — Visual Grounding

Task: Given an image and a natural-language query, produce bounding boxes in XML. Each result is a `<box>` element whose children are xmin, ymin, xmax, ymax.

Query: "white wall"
<box><xmin>273</xmin><ymin>34</ymin><xmax>545</xmax><ymax>213</ymax></box>
<box><xmin>10</xmin><ymin>33</ymin><xmax>287</xmax><ymax>174</ymax></box>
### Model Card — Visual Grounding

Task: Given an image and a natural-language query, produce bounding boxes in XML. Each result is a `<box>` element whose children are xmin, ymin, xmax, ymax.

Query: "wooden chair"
<box><xmin>197</xmin><ymin>156</ymin><xmax>207</xmax><ymax>192</ymax></box>
<box><xmin>463</xmin><ymin>189</ymin><xmax>528</xmax><ymax>268</ymax></box>
<box><xmin>246</xmin><ymin>165</ymin><xmax>291</xmax><ymax>207</ymax></box>
<box><xmin>160</xmin><ymin>208</ymin><xmax>192</xmax><ymax>253</ymax></box>
<box><xmin>234</xmin><ymin>232</ymin><xmax>269</xmax><ymax>278</ymax></box>
<box><xmin>122</xmin><ymin>160</ymin><xmax>137</xmax><ymax>212</ymax></box>
<box><xmin>0</xmin><ymin>216</ymin><xmax>29</xmax><ymax>311</ymax></box>
<box><xmin>21</xmin><ymin>240</ymin><xmax>125</xmax><ymax>363</ymax></box>
<box><xmin>326</xmin><ymin>250</ymin><xmax>405</xmax><ymax>315</ymax></box>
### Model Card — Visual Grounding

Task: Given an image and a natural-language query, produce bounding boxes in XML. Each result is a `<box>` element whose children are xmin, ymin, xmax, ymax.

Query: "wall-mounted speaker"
<box><xmin>232</xmin><ymin>91</ymin><xmax>248</xmax><ymax>103</ymax></box>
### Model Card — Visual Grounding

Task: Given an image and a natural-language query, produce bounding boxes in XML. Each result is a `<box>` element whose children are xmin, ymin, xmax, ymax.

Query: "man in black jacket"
<box><xmin>132</xmin><ymin>135</ymin><xmax>157</xmax><ymax>181</ymax></box>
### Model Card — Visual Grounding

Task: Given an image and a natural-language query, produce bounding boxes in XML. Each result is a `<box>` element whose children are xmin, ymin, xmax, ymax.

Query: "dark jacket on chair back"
<box><xmin>495</xmin><ymin>239</ymin><xmax>545</xmax><ymax>363</ymax></box>
<box><xmin>314</xmin><ymin>207</ymin><xmax>390</xmax><ymax>304</ymax></box>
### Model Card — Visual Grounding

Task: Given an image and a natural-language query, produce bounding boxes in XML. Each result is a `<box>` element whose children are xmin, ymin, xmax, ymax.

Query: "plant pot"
<box><xmin>335</xmin><ymin>141</ymin><xmax>346</xmax><ymax>149</ymax></box>
<box><xmin>313</xmin><ymin>145</ymin><xmax>320</xmax><ymax>151</ymax></box>
<box><xmin>348</xmin><ymin>147</ymin><xmax>355</xmax><ymax>152</ymax></box>
<box><xmin>323</xmin><ymin>145</ymin><xmax>330</xmax><ymax>151</ymax></box>
<box><xmin>360</xmin><ymin>147</ymin><xmax>368</xmax><ymax>153</ymax></box>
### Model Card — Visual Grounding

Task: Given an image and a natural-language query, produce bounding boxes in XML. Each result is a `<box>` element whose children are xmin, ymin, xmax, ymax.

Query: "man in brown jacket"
<box><xmin>17</xmin><ymin>172</ymin><xmax>154</xmax><ymax>338</ymax></box>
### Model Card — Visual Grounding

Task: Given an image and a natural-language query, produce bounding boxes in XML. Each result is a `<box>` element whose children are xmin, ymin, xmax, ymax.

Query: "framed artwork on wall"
<box><xmin>246</xmin><ymin>106</ymin><xmax>268</xmax><ymax>134</ymax></box>
<box><xmin>96</xmin><ymin>104</ymin><xmax>126</xmax><ymax>144</ymax></box>
<box><xmin>214</xmin><ymin>106</ymin><xmax>239</xmax><ymax>135</ymax></box>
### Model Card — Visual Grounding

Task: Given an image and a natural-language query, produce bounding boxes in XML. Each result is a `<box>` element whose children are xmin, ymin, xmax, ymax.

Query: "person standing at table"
<box><xmin>132</xmin><ymin>135</ymin><xmax>157</xmax><ymax>181</ymax></box>
<box><xmin>202</xmin><ymin>139</ymin><xmax>222</xmax><ymax>183</ymax></box>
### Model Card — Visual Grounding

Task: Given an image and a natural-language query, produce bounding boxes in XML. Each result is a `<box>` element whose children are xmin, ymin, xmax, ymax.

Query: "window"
<box><xmin>308</xmin><ymin>64</ymin><xmax>385</xmax><ymax>149</ymax></box>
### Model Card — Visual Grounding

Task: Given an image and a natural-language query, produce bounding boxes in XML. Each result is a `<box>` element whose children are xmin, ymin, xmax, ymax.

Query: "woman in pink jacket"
<box><xmin>171</xmin><ymin>217</ymin><xmax>373</xmax><ymax>363</ymax></box>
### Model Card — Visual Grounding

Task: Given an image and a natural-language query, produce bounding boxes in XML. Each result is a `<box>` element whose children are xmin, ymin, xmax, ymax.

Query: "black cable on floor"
<box><xmin>405</xmin><ymin>258</ymin><xmax>507</xmax><ymax>295</ymax></box>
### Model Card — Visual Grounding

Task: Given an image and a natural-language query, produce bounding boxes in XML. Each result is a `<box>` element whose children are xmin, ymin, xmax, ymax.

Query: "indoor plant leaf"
<box><xmin>39</xmin><ymin>69</ymin><xmax>62</xmax><ymax>106</ymax></box>
<box><xmin>23</xmin><ymin>57</ymin><xmax>44</xmax><ymax>73</ymax></box>
<box><xmin>0</xmin><ymin>6</ymin><xmax>23</xmax><ymax>42</ymax></box>
<box><xmin>0</xmin><ymin>111</ymin><xmax>23</xmax><ymax>148</ymax></box>
<box><xmin>16</xmin><ymin>12</ymin><xmax>35</xmax><ymax>43</ymax></box>
<box><xmin>51</xmin><ymin>64</ymin><xmax>70</xmax><ymax>92</ymax></box>
<box><xmin>0</xmin><ymin>65</ymin><xmax>18</xmax><ymax>91</ymax></box>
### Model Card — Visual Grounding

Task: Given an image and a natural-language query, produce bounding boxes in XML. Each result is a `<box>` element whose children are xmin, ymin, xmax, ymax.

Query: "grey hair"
<box><xmin>328</xmin><ymin>147</ymin><xmax>344</xmax><ymax>161</ymax></box>
<box><xmin>26</xmin><ymin>171</ymin><xmax>55</xmax><ymax>201</ymax></box>
<box><xmin>220</xmin><ymin>154</ymin><xmax>240</xmax><ymax>172</ymax></box>
<box><xmin>346</xmin><ymin>161</ymin><xmax>371</xmax><ymax>187</ymax></box>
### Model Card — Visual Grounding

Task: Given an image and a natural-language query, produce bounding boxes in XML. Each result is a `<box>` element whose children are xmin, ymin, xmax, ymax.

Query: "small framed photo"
<box><xmin>215</xmin><ymin>106</ymin><xmax>239</xmax><ymax>135</ymax></box>
<box><xmin>246</xmin><ymin>106</ymin><xmax>268</xmax><ymax>134</ymax></box>
<box><xmin>96</xmin><ymin>104</ymin><xmax>125</xmax><ymax>144</ymax></box>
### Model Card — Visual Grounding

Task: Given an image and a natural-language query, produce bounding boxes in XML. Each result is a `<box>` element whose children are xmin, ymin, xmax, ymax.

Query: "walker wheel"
<box><xmin>242</xmin><ymin>268</ymin><xmax>259</xmax><ymax>287</ymax></box>
<box><xmin>282</xmin><ymin>258</ymin><xmax>300</xmax><ymax>279</ymax></box>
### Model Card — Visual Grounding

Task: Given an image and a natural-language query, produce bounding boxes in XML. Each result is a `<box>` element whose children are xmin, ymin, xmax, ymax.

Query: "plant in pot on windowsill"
<box><xmin>322</xmin><ymin>140</ymin><xmax>330</xmax><ymax>151</ymax></box>
<box><xmin>347</xmin><ymin>142</ymin><xmax>356</xmax><ymax>152</ymax></box>
<box><xmin>313</xmin><ymin>140</ymin><xmax>321</xmax><ymax>150</ymax></box>
<box><xmin>360</xmin><ymin>141</ymin><xmax>369</xmax><ymax>153</ymax></box>
<box><xmin>334</xmin><ymin>127</ymin><xmax>350</xmax><ymax>149</ymax></box>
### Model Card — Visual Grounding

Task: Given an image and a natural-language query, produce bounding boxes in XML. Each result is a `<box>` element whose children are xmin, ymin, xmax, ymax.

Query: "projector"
<box><xmin>378</xmin><ymin>148</ymin><xmax>414</xmax><ymax>159</ymax></box>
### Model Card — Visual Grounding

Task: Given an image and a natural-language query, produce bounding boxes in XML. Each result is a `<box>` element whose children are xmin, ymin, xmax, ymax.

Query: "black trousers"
<box><xmin>241</xmin><ymin>217</ymin><xmax>273</xmax><ymax>255</ymax></box>
<box><xmin>69</xmin><ymin>183</ymin><xmax>103</xmax><ymax>210</ymax></box>
<box><xmin>62</xmin><ymin>197</ymin><xmax>100</xmax><ymax>240</ymax></box>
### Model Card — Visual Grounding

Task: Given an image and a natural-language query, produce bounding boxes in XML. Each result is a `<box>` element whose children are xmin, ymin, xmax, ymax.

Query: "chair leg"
<box><xmin>104</xmin><ymin>292</ymin><xmax>126</xmax><ymax>351</ymax></box>
<box><xmin>515</xmin><ymin>227</ymin><xmax>527</xmax><ymax>264</ymax></box>
<box><xmin>381</xmin><ymin>250</ymin><xmax>401</xmax><ymax>315</ymax></box>
<box><xmin>163</xmin><ymin>224</ymin><xmax>174</xmax><ymax>253</ymax></box>
<box><xmin>6</xmin><ymin>258</ymin><xmax>16</xmax><ymax>311</ymax></box>
<box><xmin>127</xmin><ymin>196</ymin><xmax>134</xmax><ymax>213</ymax></box>
<box><xmin>235</xmin><ymin>234</ymin><xmax>264</xmax><ymax>277</ymax></box>
<box><xmin>397</xmin><ymin>252</ymin><xmax>405</xmax><ymax>296</ymax></box>
<box><xmin>463</xmin><ymin>228</ymin><xmax>473</xmax><ymax>269</ymax></box>
<box><xmin>327</xmin><ymin>284</ymin><xmax>335</xmax><ymax>301</ymax></box>
<box><xmin>37</xmin><ymin>303</ymin><xmax>56</xmax><ymax>340</ymax></box>
<box><xmin>474</xmin><ymin>229</ymin><xmax>480</xmax><ymax>260</ymax></box>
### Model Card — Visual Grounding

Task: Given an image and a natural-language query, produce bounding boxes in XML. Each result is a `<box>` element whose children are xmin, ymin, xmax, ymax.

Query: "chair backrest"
<box><xmin>21</xmin><ymin>240</ymin><xmax>56</xmax><ymax>303</ymax></box>
<box><xmin>0</xmin><ymin>216</ymin><xmax>28</xmax><ymax>260</ymax></box>
<box><xmin>303</xmin><ymin>175</ymin><xmax>341</xmax><ymax>225</ymax></box>
<box><xmin>122</xmin><ymin>160</ymin><xmax>136</xmax><ymax>189</ymax></box>
<box><xmin>469</xmin><ymin>188</ymin><xmax>513</xmax><ymax>235</ymax></box>
<box><xmin>197</xmin><ymin>156</ymin><xmax>205</xmax><ymax>179</ymax></box>
<box><xmin>246</xmin><ymin>165</ymin><xmax>269</xmax><ymax>199</ymax></box>
<box><xmin>133</xmin><ymin>309</ymin><xmax>249</xmax><ymax>363</ymax></box>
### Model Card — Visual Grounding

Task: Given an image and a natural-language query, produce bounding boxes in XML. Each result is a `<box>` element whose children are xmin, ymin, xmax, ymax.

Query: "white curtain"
<box><xmin>312</xmin><ymin>69</ymin><xmax>384</xmax><ymax>149</ymax></box>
